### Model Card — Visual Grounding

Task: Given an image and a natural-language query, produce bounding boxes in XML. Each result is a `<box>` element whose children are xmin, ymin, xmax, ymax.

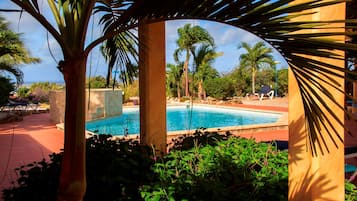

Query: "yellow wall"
<box><xmin>288</xmin><ymin>2</ymin><xmax>345</xmax><ymax>201</ymax></box>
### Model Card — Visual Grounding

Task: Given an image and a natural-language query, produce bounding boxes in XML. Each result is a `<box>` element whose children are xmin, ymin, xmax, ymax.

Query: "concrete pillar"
<box><xmin>288</xmin><ymin>2</ymin><xmax>345</xmax><ymax>201</ymax></box>
<box><xmin>138</xmin><ymin>21</ymin><xmax>167</xmax><ymax>155</ymax></box>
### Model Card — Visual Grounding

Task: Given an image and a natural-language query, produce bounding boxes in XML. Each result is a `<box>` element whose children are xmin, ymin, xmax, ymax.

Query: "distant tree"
<box><xmin>255</xmin><ymin>68</ymin><xmax>274</xmax><ymax>92</ymax></box>
<box><xmin>28</xmin><ymin>82</ymin><xmax>64</xmax><ymax>102</ymax></box>
<box><xmin>238</xmin><ymin>42</ymin><xmax>275</xmax><ymax>94</ymax></box>
<box><xmin>0</xmin><ymin>16</ymin><xmax>39</xmax><ymax>85</ymax></box>
<box><xmin>228</xmin><ymin>66</ymin><xmax>251</xmax><ymax>96</ymax></box>
<box><xmin>277</xmin><ymin>68</ymin><xmax>288</xmax><ymax>96</ymax></box>
<box><xmin>192</xmin><ymin>44</ymin><xmax>221</xmax><ymax>100</ymax></box>
<box><xmin>122</xmin><ymin>80</ymin><xmax>139</xmax><ymax>103</ymax></box>
<box><xmin>174</xmin><ymin>24</ymin><xmax>214</xmax><ymax>97</ymax></box>
<box><xmin>166</xmin><ymin>63</ymin><xmax>183</xmax><ymax>99</ymax></box>
<box><xmin>86</xmin><ymin>76</ymin><xmax>107</xmax><ymax>88</ymax></box>
<box><xmin>204</xmin><ymin>77</ymin><xmax>235</xmax><ymax>99</ymax></box>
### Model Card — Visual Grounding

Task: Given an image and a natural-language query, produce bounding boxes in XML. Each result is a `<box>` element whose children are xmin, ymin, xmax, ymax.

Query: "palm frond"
<box><xmin>100</xmin><ymin>29</ymin><xmax>138</xmax><ymax>86</ymax></box>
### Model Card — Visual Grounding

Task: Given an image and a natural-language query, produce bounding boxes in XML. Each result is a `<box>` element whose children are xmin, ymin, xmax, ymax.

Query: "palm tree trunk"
<box><xmin>177</xmin><ymin>81</ymin><xmax>181</xmax><ymax>99</ymax></box>
<box><xmin>184</xmin><ymin>50</ymin><xmax>190</xmax><ymax>97</ymax></box>
<box><xmin>252</xmin><ymin>67</ymin><xmax>256</xmax><ymax>94</ymax></box>
<box><xmin>58</xmin><ymin>57</ymin><xmax>87</xmax><ymax>201</ymax></box>
<box><xmin>198</xmin><ymin>79</ymin><xmax>203</xmax><ymax>100</ymax></box>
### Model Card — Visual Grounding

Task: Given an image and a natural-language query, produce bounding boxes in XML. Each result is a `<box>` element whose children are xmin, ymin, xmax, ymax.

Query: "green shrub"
<box><xmin>27</xmin><ymin>82</ymin><xmax>64</xmax><ymax>103</ymax></box>
<box><xmin>141</xmin><ymin>137</ymin><xmax>289</xmax><ymax>201</ymax></box>
<box><xmin>16</xmin><ymin>87</ymin><xmax>30</xmax><ymax>99</ymax></box>
<box><xmin>345</xmin><ymin>182</ymin><xmax>357</xmax><ymax>201</ymax></box>
<box><xmin>4</xmin><ymin>131</ymin><xmax>355</xmax><ymax>201</ymax></box>
<box><xmin>2</xmin><ymin>153</ymin><xmax>61</xmax><ymax>201</ymax></box>
<box><xmin>84</xmin><ymin>135</ymin><xmax>155</xmax><ymax>201</ymax></box>
<box><xmin>204</xmin><ymin>77</ymin><xmax>235</xmax><ymax>100</ymax></box>
<box><xmin>122</xmin><ymin>80</ymin><xmax>139</xmax><ymax>103</ymax></box>
<box><xmin>86</xmin><ymin>76</ymin><xmax>107</xmax><ymax>88</ymax></box>
<box><xmin>168</xmin><ymin>129</ymin><xmax>231</xmax><ymax>151</ymax></box>
<box><xmin>3</xmin><ymin>135</ymin><xmax>155</xmax><ymax>201</ymax></box>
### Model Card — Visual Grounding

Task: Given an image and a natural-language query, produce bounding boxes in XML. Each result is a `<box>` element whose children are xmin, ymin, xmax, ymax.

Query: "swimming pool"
<box><xmin>86</xmin><ymin>105</ymin><xmax>281</xmax><ymax>136</ymax></box>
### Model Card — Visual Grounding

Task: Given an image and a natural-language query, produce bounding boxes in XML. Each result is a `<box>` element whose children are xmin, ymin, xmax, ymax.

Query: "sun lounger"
<box><xmin>255</xmin><ymin>85</ymin><xmax>274</xmax><ymax>101</ymax></box>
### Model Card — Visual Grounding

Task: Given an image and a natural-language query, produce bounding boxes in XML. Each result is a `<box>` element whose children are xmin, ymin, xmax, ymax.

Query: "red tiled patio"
<box><xmin>0</xmin><ymin>113</ymin><xmax>63</xmax><ymax>195</ymax></box>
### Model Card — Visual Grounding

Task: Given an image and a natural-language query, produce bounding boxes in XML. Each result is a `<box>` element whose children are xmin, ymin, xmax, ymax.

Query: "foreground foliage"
<box><xmin>142</xmin><ymin>136</ymin><xmax>288</xmax><ymax>201</ymax></box>
<box><xmin>3</xmin><ymin>132</ymin><xmax>357</xmax><ymax>201</ymax></box>
<box><xmin>2</xmin><ymin>135</ymin><xmax>155</xmax><ymax>201</ymax></box>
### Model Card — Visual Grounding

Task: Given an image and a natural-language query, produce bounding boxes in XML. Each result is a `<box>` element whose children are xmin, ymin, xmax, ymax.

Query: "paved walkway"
<box><xmin>0</xmin><ymin>113</ymin><xmax>63</xmax><ymax>196</ymax></box>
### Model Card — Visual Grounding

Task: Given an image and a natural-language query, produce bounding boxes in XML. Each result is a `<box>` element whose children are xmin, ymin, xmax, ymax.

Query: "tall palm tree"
<box><xmin>166</xmin><ymin>63</ymin><xmax>183</xmax><ymax>99</ymax></box>
<box><xmin>173</xmin><ymin>24</ymin><xmax>214</xmax><ymax>97</ymax></box>
<box><xmin>2</xmin><ymin>1</ymin><xmax>139</xmax><ymax>200</ymax></box>
<box><xmin>192</xmin><ymin>44</ymin><xmax>222</xmax><ymax>99</ymax></box>
<box><xmin>239</xmin><ymin>41</ymin><xmax>275</xmax><ymax>94</ymax></box>
<box><xmin>3</xmin><ymin>0</ymin><xmax>357</xmax><ymax>200</ymax></box>
<box><xmin>0</xmin><ymin>16</ymin><xmax>39</xmax><ymax>85</ymax></box>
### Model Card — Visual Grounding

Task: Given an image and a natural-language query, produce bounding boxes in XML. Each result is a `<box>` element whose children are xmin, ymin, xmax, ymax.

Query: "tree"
<box><xmin>277</xmin><ymin>68</ymin><xmax>288</xmax><ymax>96</ymax></box>
<box><xmin>3</xmin><ymin>1</ymin><xmax>139</xmax><ymax>200</ymax></box>
<box><xmin>192</xmin><ymin>44</ymin><xmax>222</xmax><ymax>100</ymax></box>
<box><xmin>204</xmin><ymin>76</ymin><xmax>235</xmax><ymax>99</ymax></box>
<box><xmin>228</xmin><ymin>66</ymin><xmax>251</xmax><ymax>96</ymax></box>
<box><xmin>166</xmin><ymin>63</ymin><xmax>183</xmax><ymax>99</ymax></box>
<box><xmin>174</xmin><ymin>24</ymin><xmax>214</xmax><ymax>97</ymax></box>
<box><xmin>86</xmin><ymin>76</ymin><xmax>107</xmax><ymax>88</ymax></box>
<box><xmin>255</xmin><ymin>68</ymin><xmax>274</xmax><ymax>92</ymax></box>
<box><xmin>0</xmin><ymin>15</ymin><xmax>39</xmax><ymax>85</ymax></box>
<box><xmin>238</xmin><ymin>41</ymin><xmax>275</xmax><ymax>94</ymax></box>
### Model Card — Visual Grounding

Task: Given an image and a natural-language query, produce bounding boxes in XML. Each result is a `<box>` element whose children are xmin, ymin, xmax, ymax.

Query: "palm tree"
<box><xmin>174</xmin><ymin>24</ymin><xmax>214</xmax><ymax>97</ymax></box>
<box><xmin>166</xmin><ymin>63</ymin><xmax>183</xmax><ymax>99</ymax></box>
<box><xmin>192</xmin><ymin>44</ymin><xmax>222</xmax><ymax>100</ymax></box>
<box><xmin>238</xmin><ymin>41</ymin><xmax>275</xmax><ymax>94</ymax></box>
<box><xmin>2</xmin><ymin>1</ymin><xmax>139</xmax><ymax>200</ymax></box>
<box><xmin>0</xmin><ymin>16</ymin><xmax>39</xmax><ymax>85</ymax></box>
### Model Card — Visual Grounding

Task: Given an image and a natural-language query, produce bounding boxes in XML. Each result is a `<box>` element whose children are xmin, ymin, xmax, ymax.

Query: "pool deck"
<box><xmin>1</xmin><ymin>97</ymin><xmax>357</xmax><ymax>195</ymax></box>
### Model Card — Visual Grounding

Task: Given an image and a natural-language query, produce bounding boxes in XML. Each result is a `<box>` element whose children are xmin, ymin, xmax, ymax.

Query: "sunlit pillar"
<box><xmin>288</xmin><ymin>2</ymin><xmax>345</xmax><ymax>201</ymax></box>
<box><xmin>138</xmin><ymin>21</ymin><xmax>167</xmax><ymax>155</ymax></box>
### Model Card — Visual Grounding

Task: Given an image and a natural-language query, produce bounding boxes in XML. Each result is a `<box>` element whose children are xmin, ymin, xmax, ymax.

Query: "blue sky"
<box><xmin>1</xmin><ymin>1</ymin><xmax>288</xmax><ymax>83</ymax></box>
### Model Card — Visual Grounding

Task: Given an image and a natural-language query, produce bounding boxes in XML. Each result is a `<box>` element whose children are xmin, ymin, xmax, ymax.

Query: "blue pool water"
<box><xmin>86</xmin><ymin>106</ymin><xmax>281</xmax><ymax>136</ymax></box>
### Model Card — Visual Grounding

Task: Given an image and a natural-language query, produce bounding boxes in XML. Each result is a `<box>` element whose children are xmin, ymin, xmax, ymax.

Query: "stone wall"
<box><xmin>49</xmin><ymin>89</ymin><xmax>123</xmax><ymax>123</ymax></box>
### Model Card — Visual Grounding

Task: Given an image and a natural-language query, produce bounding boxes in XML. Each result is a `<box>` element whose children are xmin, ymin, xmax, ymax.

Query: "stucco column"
<box><xmin>288</xmin><ymin>2</ymin><xmax>345</xmax><ymax>201</ymax></box>
<box><xmin>139</xmin><ymin>21</ymin><xmax>167</xmax><ymax>154</ymax></box>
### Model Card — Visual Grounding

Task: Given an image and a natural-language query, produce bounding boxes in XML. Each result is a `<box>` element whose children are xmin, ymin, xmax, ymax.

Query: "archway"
<box><xmin>138</xmin><ymin>3</ymin><xmax>346</xmax><ymax>201</ymax></box>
